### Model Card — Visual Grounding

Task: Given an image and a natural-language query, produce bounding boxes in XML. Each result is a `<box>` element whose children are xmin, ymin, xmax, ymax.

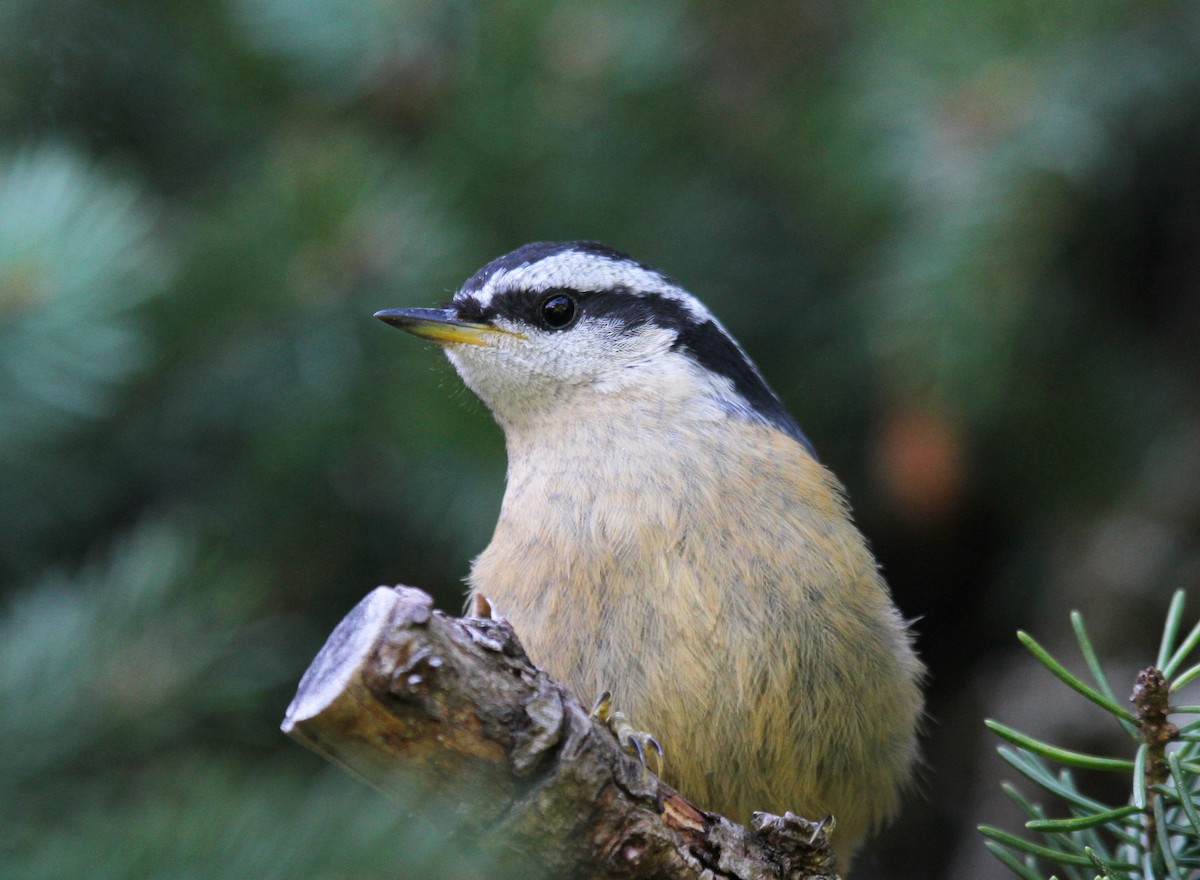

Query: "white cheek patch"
<box><xmin>460</xmin><ymin>250</ymin><xmax>713</xmax><ymax>324</ymax></box>
<box><xmin>600</xmin><ymin>321</ymin><xmax>676</xmax><ymax>367</ymax></box>
<box><xmin>518</xmin><ymin>318</ymin><xmax>674</xmax><ymax>384</ymax></box>
<box><xmin>448</xmin><ymin>316</ymin><xmax>677</xmax><ymax>396</ymax></box>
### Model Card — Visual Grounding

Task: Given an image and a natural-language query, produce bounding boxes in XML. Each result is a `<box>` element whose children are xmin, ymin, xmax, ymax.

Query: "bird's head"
<box><xmin>376</xmin><ymin>241</ymin><xmax>812</xmax><ymax>452</ymax></box>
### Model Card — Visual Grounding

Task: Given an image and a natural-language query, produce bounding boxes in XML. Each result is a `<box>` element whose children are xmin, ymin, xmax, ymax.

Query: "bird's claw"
<box><xmin>812</xmin><ymin>814</ymin><xmax>835</xmax><ymax>845</ymax></box>
<box><xmin>590</xmin><ymin>690</ymin><xmax>664</xmax><ymax>778</ymax></box>
<box><xmin>470</xmin><ymin>592</ymin><xmax>493</xmax><ymax>618</ymax></box>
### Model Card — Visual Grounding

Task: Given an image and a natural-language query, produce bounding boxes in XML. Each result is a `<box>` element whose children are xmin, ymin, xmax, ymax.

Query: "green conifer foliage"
<box><xmin>984</xmin><ymin>592</ymin><xmax>1200</xmax><ymax>879</ymax></box>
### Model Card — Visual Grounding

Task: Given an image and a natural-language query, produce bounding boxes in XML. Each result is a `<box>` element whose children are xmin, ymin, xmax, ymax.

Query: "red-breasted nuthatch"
<box><xmin>377</xmin><ymin>242</ymin><xmax>923</xmax><ymax>872</ymax></box>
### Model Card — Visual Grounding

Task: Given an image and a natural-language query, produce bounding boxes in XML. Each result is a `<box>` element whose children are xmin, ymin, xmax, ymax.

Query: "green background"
<box><xmin>4</xmin><ymin>1</ymin><xmax>1200</xmax><ymax>877</ymax></box>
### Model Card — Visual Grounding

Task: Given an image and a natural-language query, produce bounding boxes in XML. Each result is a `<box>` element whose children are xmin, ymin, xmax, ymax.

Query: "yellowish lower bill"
<box><xmin>402</xmin><ymin>320</ymin><xmax>505</xmax><ymax>346</ymax></box>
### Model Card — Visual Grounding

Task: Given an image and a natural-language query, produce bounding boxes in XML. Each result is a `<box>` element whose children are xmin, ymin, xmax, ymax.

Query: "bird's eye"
<box><xmin>539</xmin><ymin>292</ymin><xmax>577</xmax><ymax>329</ymax></box>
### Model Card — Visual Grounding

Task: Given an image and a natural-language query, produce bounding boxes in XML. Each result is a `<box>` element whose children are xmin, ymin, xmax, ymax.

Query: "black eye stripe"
<box><xmin>481</xmin><ymin>286</ymin><xmax>690</xmax><ymax>330</ymax></box>
<box><xmin>450</xmin><ymin>296</ymin><xmax>486</xmax><ymax>323</ymax></box>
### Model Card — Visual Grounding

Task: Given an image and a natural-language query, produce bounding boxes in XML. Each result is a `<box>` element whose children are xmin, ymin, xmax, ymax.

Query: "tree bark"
<box><xmin>281</xmin><ymin>585</ymin><xmax>839</xmax><ymax>879</ymax></box>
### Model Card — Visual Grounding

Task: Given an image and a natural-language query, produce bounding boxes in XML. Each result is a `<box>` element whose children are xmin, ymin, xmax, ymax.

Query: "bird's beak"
<box><xmin>373</xmin><ymin>308</ymin><xmax>519</xmax><ymax>347</ymax></box>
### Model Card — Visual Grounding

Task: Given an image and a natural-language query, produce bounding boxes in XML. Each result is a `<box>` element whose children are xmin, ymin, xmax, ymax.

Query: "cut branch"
<box><xmin>282</xmin><ymin>585</ymin><xmax>839</xmax><ymax>879</ymax></box>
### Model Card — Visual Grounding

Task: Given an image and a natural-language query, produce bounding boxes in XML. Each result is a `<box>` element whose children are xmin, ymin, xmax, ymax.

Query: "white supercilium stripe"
<box><xmin>458</xmin><ymin>249</ymin><xmax>714</xmax><ymax>323</ymax></box>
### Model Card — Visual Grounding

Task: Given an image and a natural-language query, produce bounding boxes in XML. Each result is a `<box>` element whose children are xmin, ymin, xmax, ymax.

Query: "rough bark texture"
<box><xmin>282</xmin><ymin>585</ymin><xmax>840</xmax><ymax>880</ymax></box>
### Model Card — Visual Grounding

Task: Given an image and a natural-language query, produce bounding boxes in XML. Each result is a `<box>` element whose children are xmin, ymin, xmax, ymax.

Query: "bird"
<box><xmin>375</xmin><ymin>241</ymin><xmax>923</xmax><ymax>872</ymax></box>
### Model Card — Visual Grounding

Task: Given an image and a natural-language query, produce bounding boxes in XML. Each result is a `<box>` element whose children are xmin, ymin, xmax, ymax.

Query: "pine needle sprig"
<box><xmin>982</xmin><ymin>589</ymin><xmax>1200</xmax><ymax>880</ymax></box>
